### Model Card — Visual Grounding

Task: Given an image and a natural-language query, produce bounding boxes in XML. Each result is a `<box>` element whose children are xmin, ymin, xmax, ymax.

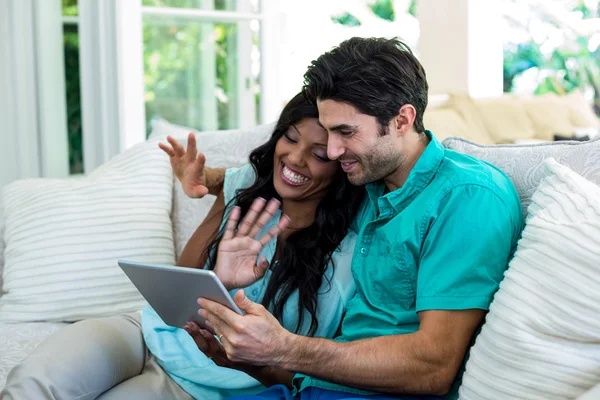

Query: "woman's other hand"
<box><xmin>215</xmin><ymin>198</ymin><xmax>290</xmax><ymax>290</ymax></box>
<box><xmin>159</xmin><ymin>133</ymin><xmax>209</xmax><ymax>199</ymax></box>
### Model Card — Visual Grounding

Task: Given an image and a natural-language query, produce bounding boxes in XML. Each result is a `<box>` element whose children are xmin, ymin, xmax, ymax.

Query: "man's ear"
<box><xmin>393</xmin><ymin>104</ymin><xmax>417</xmax><ymax>136</ymax></box>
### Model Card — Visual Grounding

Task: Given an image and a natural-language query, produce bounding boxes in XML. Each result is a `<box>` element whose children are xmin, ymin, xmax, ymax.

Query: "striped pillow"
<box><xmin>0</xmin><ymin>139</ymin><xmax>175</xmax><ymax>322</ymax></box>
<box><xmin>459</xmin><ymin>158</ymin><xmax>600</xmax><ymax>400</ymax></box>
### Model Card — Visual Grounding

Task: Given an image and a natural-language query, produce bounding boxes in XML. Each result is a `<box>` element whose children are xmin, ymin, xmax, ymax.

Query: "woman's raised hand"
<box><xmin>215</xmin><ymin>198</ymin><xmax>290</xmax><ymax>290</ymax></box>
<box><xmin>159</xmin><ymin>132</ymin><xmax>209</xmax><ymax>198</ymax></box>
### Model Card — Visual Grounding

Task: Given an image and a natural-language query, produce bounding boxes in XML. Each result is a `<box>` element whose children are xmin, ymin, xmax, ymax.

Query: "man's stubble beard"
<box><xmin>347</xmin><ymin>137</ymin><xmax>405</xmax><ymax>186</ymax></box>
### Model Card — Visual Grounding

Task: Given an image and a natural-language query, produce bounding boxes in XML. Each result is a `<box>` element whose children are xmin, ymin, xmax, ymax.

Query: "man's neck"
<box><xmin>382</xmin><ymin>134</ymin><xmax>430</xmax><ymax>192</ymax></box>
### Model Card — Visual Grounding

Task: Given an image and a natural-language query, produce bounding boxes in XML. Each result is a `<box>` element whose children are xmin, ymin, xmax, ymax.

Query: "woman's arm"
<box><xmin>204</xmin><ymin>168</ymin><xmax>225</xmax><ymax>196</ymax></box>
<box><xmin>176</xmin><ymin>191</ymin><xmax>226</xmax><ymax>268</ymax></box>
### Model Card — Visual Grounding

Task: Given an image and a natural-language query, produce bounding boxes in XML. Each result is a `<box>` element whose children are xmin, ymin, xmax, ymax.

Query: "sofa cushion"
<box><xmin>459</xmin><ymin>158</ymin><xmax>600</xmax><ymax>400</ymax></box>
<box><xmin>0</xmin><ymin>139</ymin><xmax>175</xmax><ymax>322</ymax></box>
<box><xmin>522</xmin><ymin>94</ymin><xmax>574</xmax><ymax>141</ymax></box>
<box><xmin>423</xmin><ymin>109</ymin><xmax>470</xmax><ymax>143</ymax></box>
<box><xmin>474</xmin><ymin>96</ymin><xmax>537</xmax><ymax>143</ymax></box>
<box><xmin>564</xmin><ymin>89</ymin><xmax>600</xmax><ymax>128</ymax></box>
<box><xmin>150</xmin><ymin>119</ymin><xmax>275</xmax><ymax>259</ymax></box>
<box><xmin>446</xmin><ymin>93</ymin><xmax>495</xmax><ymax>144</ymax></box>
<box><xmin>443</xmin><ymin>136</ymin><xmax>600</xmax><ymax>216</ymax></box>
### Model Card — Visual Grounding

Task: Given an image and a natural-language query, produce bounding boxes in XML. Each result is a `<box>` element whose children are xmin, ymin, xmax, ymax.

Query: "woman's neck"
<box><xmin>280</xmin><ymin>197</ymin><xmax>320</xmax><ymax>233</ymax></box>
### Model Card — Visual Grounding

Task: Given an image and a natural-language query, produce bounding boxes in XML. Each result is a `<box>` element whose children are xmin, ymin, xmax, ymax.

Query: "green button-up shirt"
<box><xmin>295</xmin><ymin>131</ymin><xmax>524</xmax><ymax>399</ymax></box>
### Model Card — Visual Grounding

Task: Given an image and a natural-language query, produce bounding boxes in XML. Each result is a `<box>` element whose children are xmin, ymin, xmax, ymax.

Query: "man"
<box><xmin>195</xmin><ymin>37</ymin><xmax>524</xmax><ymax>399</ymax></box>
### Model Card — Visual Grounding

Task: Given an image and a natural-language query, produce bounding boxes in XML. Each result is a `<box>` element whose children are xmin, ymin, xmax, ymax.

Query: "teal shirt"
<box><xmin>142</xmin><ymin>164</ymin><xmax>357</xmax><ymax>400</ymax></box>
<box><xmin>295</xmin><ymin>132</ymin><xmax>524</xmax><ymax>398</ymax></box>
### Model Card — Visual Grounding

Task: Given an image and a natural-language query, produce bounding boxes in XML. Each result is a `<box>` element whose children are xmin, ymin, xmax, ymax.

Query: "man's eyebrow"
<box><xmin>328</xmin><ymin>124</ymin><xmax>358</xmax><ymax>132</ymax></box>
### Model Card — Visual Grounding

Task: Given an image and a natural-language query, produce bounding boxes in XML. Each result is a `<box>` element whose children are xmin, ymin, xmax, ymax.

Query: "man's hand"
<box><xmin>158</xmin><ymin>133</ymin><xmax>209</xmax><ymax>198</ymax></box>
<box><xmin>183</xmin><ymin>321</ymin><xmax>257</xmax><ymax>373</ymax></box>
<box><xmin>184</xmin><ymin>319</ymin><xmax>296</xmax><ymax>388</ymax></box>
<box><xmin>215</xmin><ymin>198</ymin><xmax>290</xmax><ymax>290</ymax></box>
<box><xmin>197</xmin><ymin>290</ymin><xmax>293</xmax><ymax>366</ymax></box>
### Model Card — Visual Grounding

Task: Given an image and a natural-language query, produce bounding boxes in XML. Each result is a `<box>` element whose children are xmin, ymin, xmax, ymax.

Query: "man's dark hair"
<box><xmin>303</xmin><ymin>37</ymin><xmax>428</xmax><ymax>133</ymax></box>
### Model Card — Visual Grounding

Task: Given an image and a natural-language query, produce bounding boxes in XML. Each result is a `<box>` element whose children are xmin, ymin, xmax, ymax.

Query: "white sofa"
<box><xmin>0</xmin><ymin>120</ymin><xmax>599</xmax><ymax>398</ymax></box>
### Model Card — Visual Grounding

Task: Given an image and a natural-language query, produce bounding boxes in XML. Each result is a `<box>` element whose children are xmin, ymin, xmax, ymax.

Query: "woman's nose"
<box><xmin>286</xmin><ymin>147</ymin><xmax>306</xmax><ymax>167</ymax></box>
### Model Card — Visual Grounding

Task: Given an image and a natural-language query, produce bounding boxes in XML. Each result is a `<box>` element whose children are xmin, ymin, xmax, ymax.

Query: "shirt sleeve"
<box><xmin>223</xmin><ymin>164</ymin><xmax>257</xmax><ymax>205</ymax></box>
<box><xmin>416</xmin><ymin>184</ymin><xmax>522</xmax><ymax>312</ymax></box>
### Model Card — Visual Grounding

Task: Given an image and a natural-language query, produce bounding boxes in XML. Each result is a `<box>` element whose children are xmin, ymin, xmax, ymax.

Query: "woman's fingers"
<box><xmin>158</xmin><ymin>142</ymin><xmax>175</xmax><ymax>157</ymax></box>
<box><xmin>166</xmin><ymin>135</ymin><xmax>186</xmax><ymax>157</ymax></box>
<box><xmin>247</xmin><ymin>198</ymin><xmax>281</xmax><ymax>239</ymax></box>
<box><xmin>236</xmin><ymin>198</ymin><xmax>267</xmax><ymax>237</ymax></box>
<box><xmin>223</xmin><ymin>206</ymin><xmax>241</xmax><ymax>240</ymax></box>
<box><xmin>193</xmin><ymin>152</ymin><xmax>206</xmax><ymax>176</ymax></box>
<box><xmin>254</xmin><ymin>257</ymin><xmax>270</xmax><ymax>279</ymax></box>
<box><xmin>258</xmin><ymin>214</ymin><xmax>291</xmax><ymax>247</ymax></box>
<box><xmin>186</xmin><ymin>132</ymin><xmax>198</xmax><ymax>162</ymax></box>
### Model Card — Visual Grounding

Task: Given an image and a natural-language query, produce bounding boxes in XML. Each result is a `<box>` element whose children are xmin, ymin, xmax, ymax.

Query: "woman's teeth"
<box><xmin>282</xmin><ymin>165</ymin><xmax>310</xmax><ymax>184</ymax></box>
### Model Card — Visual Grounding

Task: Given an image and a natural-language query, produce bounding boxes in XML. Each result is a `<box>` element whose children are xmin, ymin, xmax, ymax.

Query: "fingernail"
<box><xmin>197</xmin><ymin>298</ymin><xmax>203</xmax><ymax>306</ymax></box>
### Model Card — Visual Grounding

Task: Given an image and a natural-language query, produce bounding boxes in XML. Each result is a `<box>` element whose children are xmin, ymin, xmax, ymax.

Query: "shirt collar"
<box><xmin>366</xmin><ymin>130</ymin><xmax>445</xmax><ymax>213</ymax></box>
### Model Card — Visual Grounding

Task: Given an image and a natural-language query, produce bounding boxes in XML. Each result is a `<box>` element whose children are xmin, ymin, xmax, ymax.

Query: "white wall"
<box><xmin>417</xmin><ymin>0</ymin><xmax>503</xmax><ymax>98</ymax></box>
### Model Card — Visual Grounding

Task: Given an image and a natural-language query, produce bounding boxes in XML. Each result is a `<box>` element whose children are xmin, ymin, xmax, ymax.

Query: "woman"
<box><xmin>2</xmin><ymin>93</ymin><xmax>365</xmax><ymax>400</ymax></box>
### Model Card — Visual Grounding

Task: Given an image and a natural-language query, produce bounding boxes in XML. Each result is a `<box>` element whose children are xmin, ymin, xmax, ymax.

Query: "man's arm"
<box><xmin>200</xmin><ymin>292</ymin><xmax>484</xmax><ymax>396</ymax></box>
<box><xmin>279</xmin><ymin>309</ymin><xmax>484</xmax><ymax>395</ymax></box>
<box><xmin>244</xmin><ymin>366</ymin><xmax>295</xmax><ymax>389</ymax></box>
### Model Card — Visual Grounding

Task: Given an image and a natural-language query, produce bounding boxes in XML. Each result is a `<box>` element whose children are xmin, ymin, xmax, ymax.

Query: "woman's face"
<box><xmin>273</xmin><ymin>118</ymin><xmax>339</xmax><ymax>202</ymax></box>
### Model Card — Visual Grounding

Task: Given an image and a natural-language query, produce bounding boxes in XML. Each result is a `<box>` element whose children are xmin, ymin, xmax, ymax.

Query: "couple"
<box><xmin>3</xmin><ymin>38</ymin><xmax>524</xmax><ymax>400</ymax></box>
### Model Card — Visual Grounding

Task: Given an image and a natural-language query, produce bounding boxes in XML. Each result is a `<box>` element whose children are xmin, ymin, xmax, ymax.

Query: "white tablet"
<box><xmin>118</xmin><ymin>260</ymin><xmax>243</xmax><ymax>329</ymax></box>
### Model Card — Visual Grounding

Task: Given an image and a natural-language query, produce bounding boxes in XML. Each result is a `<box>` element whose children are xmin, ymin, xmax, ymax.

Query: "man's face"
<box><xmin>317</xmin><ymin>99</ymin><xmax>404</xmax><ymax>186</ymax></box>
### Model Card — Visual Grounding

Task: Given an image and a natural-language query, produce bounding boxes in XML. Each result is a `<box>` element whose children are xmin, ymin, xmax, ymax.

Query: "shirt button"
<box><xmin>252</xmin><ymin>289</ymin><xmax>258</xmax><ymax>296</ymax></box>
<box><xmin>360</xmin><ymin>248</ymin><xmax>366</xmax><ymax>254</ymax></box>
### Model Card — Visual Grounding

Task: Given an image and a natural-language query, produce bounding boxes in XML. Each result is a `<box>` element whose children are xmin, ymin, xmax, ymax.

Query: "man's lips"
<box><xmin>340</xmin><ymin>160</ymin><xmax>357</xmax><ymax>172</ymax></box>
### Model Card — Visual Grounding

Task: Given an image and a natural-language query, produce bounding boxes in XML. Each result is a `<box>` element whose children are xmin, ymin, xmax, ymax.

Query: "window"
<box><xmin>142</xmin><ymin>0</ymin><xmax>262</xmax><ymax>134</ymax></box>
<box><xmin>51</xmin><ymin>0</ymin><xmax>267</xmax><ymax>176</ymax></box>
<box><xmin>62</xmin><ymin>0</ymin><xmax>83</xmax><ymax>174</ymax></box>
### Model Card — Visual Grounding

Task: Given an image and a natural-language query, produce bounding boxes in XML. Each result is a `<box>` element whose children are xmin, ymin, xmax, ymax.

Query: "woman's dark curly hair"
<box><xmin>201</xmin><ymin>93</ymin><xmax>365</xmax><ymax>336</ymax></box>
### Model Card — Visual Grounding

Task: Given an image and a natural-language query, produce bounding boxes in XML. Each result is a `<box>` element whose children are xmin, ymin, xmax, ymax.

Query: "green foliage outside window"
<box><xmin>503</xmin><ymin>1</ymin><xmax>600</xmax><ymax>114</ymax></box>
<box><xmin>331</xmin><ymin>0</ymin><xmax>417</xmax><ymax>26</ymax></box>
<box><xmin>62</xmin><ymin>0</ymin><xmax>83</xmax><ymax>174</ymax></box>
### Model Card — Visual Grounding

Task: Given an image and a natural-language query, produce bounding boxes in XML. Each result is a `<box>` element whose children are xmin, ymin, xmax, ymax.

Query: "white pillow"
<box><xmin>0</xmin><ymin>214</ymin><xmax>4</xmax><ymax>294</ymax></box>
<box><xmin>151</xmin><ymin>119</ymin><xmax>275</xmax><ymax>259</ymax></box>
<box><xmin>0</xmin><ymin>139</ymin><xmax>175</xmax><ymax>322</ymax></box>
<box><xmin>459</xmin><ymin>158</ymin><xmax>600</xmax><ymax>400</ymax></box>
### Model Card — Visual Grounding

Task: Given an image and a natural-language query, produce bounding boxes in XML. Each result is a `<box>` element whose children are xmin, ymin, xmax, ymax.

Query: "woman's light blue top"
<box><xmin>142</xmin><ymin>164</ymin><xmax>357</xmax><ymax>400</ymax></box>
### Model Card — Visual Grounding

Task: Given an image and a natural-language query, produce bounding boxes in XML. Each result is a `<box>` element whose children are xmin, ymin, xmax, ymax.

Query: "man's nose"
<box><xmin>327</xmin><ymin>134</ymin><xmax>345</xmax><ymax>160</ymax></box>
